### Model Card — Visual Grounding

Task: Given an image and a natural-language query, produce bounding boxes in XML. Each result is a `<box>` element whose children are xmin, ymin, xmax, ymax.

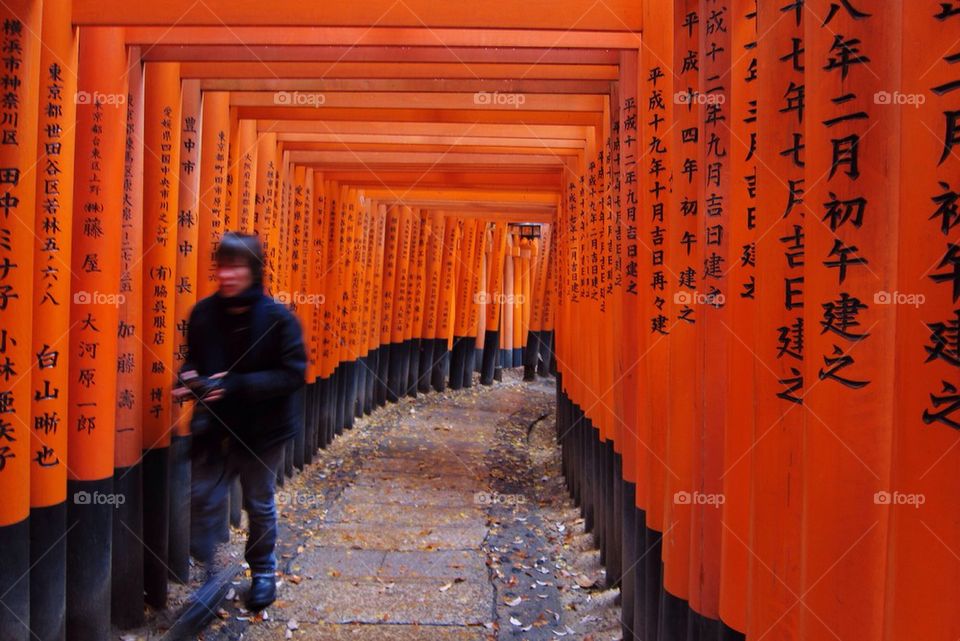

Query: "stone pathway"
<box><xmin>135</xmin><ymin>372</ymin><xmax>621</xmax><ymax>641</ymax></box>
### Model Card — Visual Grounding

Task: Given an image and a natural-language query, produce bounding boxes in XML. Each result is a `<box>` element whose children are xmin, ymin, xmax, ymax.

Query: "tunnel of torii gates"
<box><xmin>0</xmin><ymin>0</ymin><xmax>956</xmax><ymax>640</ymax></box>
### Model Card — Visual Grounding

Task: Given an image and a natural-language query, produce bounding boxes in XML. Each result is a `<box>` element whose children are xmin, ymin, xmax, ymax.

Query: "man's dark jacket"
<box><xmin>181</xmin><ymin>291</ymin><xmax>307</xmax><ymax>451</ymax></box>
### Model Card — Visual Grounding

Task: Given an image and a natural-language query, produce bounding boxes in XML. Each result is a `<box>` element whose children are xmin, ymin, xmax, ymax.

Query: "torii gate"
<box><xmin>0</xmin><ymin>2</ymin><xmax>956</xmax><ymax>641</ymax></box>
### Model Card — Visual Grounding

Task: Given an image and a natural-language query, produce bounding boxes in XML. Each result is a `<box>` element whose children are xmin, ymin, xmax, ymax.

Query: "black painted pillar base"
<box><xmin>645</xmin><ymin>527</ymin><xmax>665</xmax><ymax>641</ymax></box>
<box><xmin>142</xmin><ymin>446</ymin><xmax>170</xmax><ymax>609</ymax></box>
<box><xmin>462</xmin><ymin>341</ymin><xmax>476</xmax><ymax>388</ymax></box>
<box><xmin>396</xmin><ymin>340</ymin><xmax>410</xmax><ymax>398</ymax></box>
<box><xmin>282</xmin><ymin>438</ymin><xmax>293</xmax><ymax>481</ymax></box>
<box><xmin>0</xmin><ymin>517</ymin><xmax>29</xmax><ymax>641</ymax></box>
<box><xmin>317</xmin><ymin>377</ymin><xmax>329</xmax><ymax>449</ymax></box>
<box><xmin>304</xmin><ymin>382</ymin><xmax>316</xmax><ymax>464</ymax></box>
<box><xmin>112</xmin><ymin>464</ymin><xmax>144</xmax><ymax>630</ymax></box>
<box><xmin>620</xmin><ymin>486</ymin><xmax>637</xmax><ymax>641</ymax></box>
<box><xmin>229</xmin><ymin>477</ymin><xmax>242</xmax><ymax>527</ymax></box>
<box><xmin>417</xmin><ymin>339</ymin><xmax>435</xmax><ymax>393</ymax></box>
<box><xmin>479</xmin><ymin>329</ymin><xmax>499</xmax><ymax>385</ymax></box>
<box><xmin>168</xmin><ymin>434</ymin><xmax>192</xmax><ymax>584</ymax></box>
<box><xmin>355</xmin><ymin>355</ymin><xmax>368</xmax><ymax>417</ymax></box>
<box><xmin>546</xmin><ymin>331</ymin><xmax>558</xmax><ymax>376</ymax></box>
<box><xmin>405</xmin><ymin>338</ymin><xmax>419</xmax><ymax>397</ymax></box>
<box><xmin>512</xmin><ymin>347</ymin><xmax>522</xmax><ymax>368</ymax></box>
<box><xmin>448</xmin><ymin>336</ymin><xmax>467</xmax><ymax>390</ymax></box>
<box><xmin>569</xmin><ymin>400</ymin><xmax>581</xmax><ymax>507</ymax></box>
<box><xmin>313</xmin><ymin>378</ymin><xmax>325</xmax><ymax>456</ymax></box>
<box><xmin>328</xmin><ymin>368</ymin><xmax>339</xmax><ymax>437</ymax></box>
<box><xmin>608</xmin><ymin>448</ymin><xmax>622</xmax><ymax>588</ymax></box>
<box><xmin>333</xmin><ymin>366</ymin><xmax>345</xmax><ymax>435</ymax></box>
<box><xmin>31</xmin><ymin>502</ymin><xmax>66</xmax><ymax>641</ymax></box>
<box><xmin>431</xmin><ymin>338</ymin><xmax>448</xmax><ymax>392</ymax></box>
<box><xmin>376</xmin><ymin>345</ymin><xmax>390</xmax><ymax>407</ymax></box>
<box><xmin>364</xmin><ymin>351</ymin><xmax>377</xmax><ymax>414</ymax></box>
<box><xmin>577</xmin><ymin>409</ymin><xmax>589</xmax><ymax>527</ymax></box>
<box><xmin>687</xmin><ymin>610</ymin><xmax>721</xmax><ymax>641</ymax></box>
<box><xmin>340</xmin><ymin>362</ymin><xmax>351</xmax><ymax>430</ymax></box>
<box><xmin>721</xmin><ymin>622</ymin><xmax>746</xmax><ymax>641</ymax></box>
<box><xmin>66</xmin><ymin>477</ymin><xmax>113</xmax><ymax>641</ymax></box>
<box><xmin>522</xmin><ymin>330</ymin><xmax>539</xmax><ymax>380</ymax></box>
<box><xmin>343</xmin><ymin>360</ymin><xmax>358</xmax><ymax>430</ymax></box>
<box><xmin>594</xmin><ymin>430</ymin><xmax>606</xmax><ymax>561</ymax></box>
<box><xmin>387</xmin><ymin>342</ymin><xmax>405</xmax><ymax>402</ymax></box>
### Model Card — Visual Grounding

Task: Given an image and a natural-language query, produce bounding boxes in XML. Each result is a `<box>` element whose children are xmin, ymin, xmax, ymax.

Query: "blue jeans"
<box><xmin>191</xmin><ymin>438</ymin><xmax>286</xmax><ymax>577</ymax></box>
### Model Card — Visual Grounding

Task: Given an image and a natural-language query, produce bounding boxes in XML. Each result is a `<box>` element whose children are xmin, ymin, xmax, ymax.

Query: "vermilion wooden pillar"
<box><xmin>390</xmin><ymin>205</ymin><xmax>413</xmax><ymax>397</ymax></box>
<box><xmin>463</xmin><ymin>218</ymin><xmax>485</xmax><ymax>386</ymax></box>
<box><xmin>223</xmin><ymin>107</ymin><xmax>239</xmax><ymax>231</ymax></box>
<box><xmin>718</xmin><ymin>2</ymin><xmax>755</xmax><ymax>639</ymax></box>
<box><xmin>66</xmin><ymin>26</ymin><xmax>126</xmax><ymax>641</ymax></box>
<box><xmin>802</xmin><ymin>3</ymin><xmax>900</xmax><ymax>639</ymax></box>
<box><xmin>378</xmin><ymin>204</ymin><xmax>399</xmax><ymax>402</ymax></box>
<box><xmin>168</xmin><ymin>78</ymin><xmax>201</xmax><ymax>584</ymax></box>
<box><xmin>887</xmin><ymin>4</ymin><xmax>960</xmax><ymax>640</ymax></box>
<box><xmin>408</xmin><ymin>211</ymin><xmax>429</xmax><ymax>396</ymax></box>
<box><xmin>236</xmin><ymin>119</ymin><xmax>257</xmax><ymax>233</ymax></box>
<box><xmin>368</xmin><ymin>202</ymin><xmax>387</xmax><ymax>404</ymax></box>
<box><xmin>313</xmin><ymin>176</ymin><xmax>335</xmax><ymax>440</ymax></box>
<box><xmin>29</xmin><ymin>1</ymin><xmax>75</xmax><ymax>638</ymax></box>
<box><xmin>662</xmin><ymin>2</ymin><xmax>700</xmax><ymax>638</ymax></box>
<box><xmin>397</xmin><ymin>204</ymin><xmax>418</xmax><ymax>396</ymax></box>
<box><xmin>481</xmin><ymin>222</ymin><xmax>508</xmax><ymax>383</ymax></box>
<box><xmin>419</xmin><ymin>210</ymin><xmax>444</xmax><ymax>391</ymax></box>
<box><xmin>196</xmin><ymin>92</ymin><xmax>230</xmax><ymax>298</ymax></box>
<box><xmin>361</xmin><ymin>196</ymin><xmax>380</xmax><ymax>410</ymax></box>
<box><xmin>140</xmin><ymin>60</ymin><xmax>182</xmax><ymax>610</ymax></box>
<box><xmin>501</xmin><ymin>231</ymin><xmax>515</xmax><ymax>369</ymax></box>
<box><xmin>0</xmin><ymin>2</ymin><xmax>41</xmax><ymax>640</ymax></box>
<box><xmin>433</xmin><ymin>215</ymin><xmax>460</xmax><ymax>391</ymax></box>
<box><xmin>254</xmin><ymin>132</ymin><xmax>278</xmax><ymax>293</ymax></box>
<box><xmin>635</xmin><ymin>2</ymin><xmax>669</xmax><ymax>629</ymax></box>
<box><xmin>749</xmin><ymin>2</ymin><xmax>805</xmax><ymax>639</ymax></box>
<box><xmin>112</xmin><ymin>44</ymin><xmax>145</xmax><ymax>631</ymax></box>
<box><xmin>539</xmin><ymin>233</ymin><xmax>557</xmax><ymax>376</ymax></box>
<box><xmin>686</xmin><ymin>1</ymin><xmax>730</xmax><ymax>635</ymax></box>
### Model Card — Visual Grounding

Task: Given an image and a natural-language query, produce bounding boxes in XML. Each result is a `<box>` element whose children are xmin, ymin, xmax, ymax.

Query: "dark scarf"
<box><xmin>210</xmin><ymin>283</ymin><xmax>267</xmax><ymax>369</ymax></box>
<box><xmin>212</xmin><ymin>282</ymin><xmax>264</xmax><ymax>311</ymax></box>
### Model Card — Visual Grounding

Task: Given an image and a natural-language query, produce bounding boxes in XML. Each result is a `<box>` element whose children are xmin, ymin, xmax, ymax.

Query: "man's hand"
<box><xmin>202</xmin><ymin>372</ymin><xmax>228</xmax><ymax>402</ymax></box>
<box><xmin>173</xmin><ymin>370</ymin><xmax>199</xmax><ymax>401</ymax></box>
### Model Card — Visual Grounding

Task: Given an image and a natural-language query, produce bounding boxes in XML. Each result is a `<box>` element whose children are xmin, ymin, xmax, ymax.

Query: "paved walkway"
<box><xmin>142</xmin><ymin>373</ymin><xmax>620</xmax><ymax>640</ymax></box>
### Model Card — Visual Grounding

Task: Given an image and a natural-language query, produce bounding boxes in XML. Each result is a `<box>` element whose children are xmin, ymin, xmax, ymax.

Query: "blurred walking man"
<box><xmin>174</xmin><ymin>231</ymin><xmax>306</xmax><ymax>612</ymax></box>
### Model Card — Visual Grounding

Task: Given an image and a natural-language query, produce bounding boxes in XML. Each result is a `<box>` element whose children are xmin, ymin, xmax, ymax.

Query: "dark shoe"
<box><xmin>245</xmin><ymin>575</ymin><xmax>276</xmax><ymax>611</ymax></box>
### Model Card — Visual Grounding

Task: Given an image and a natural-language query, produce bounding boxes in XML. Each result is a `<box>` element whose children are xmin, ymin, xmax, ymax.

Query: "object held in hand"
<box><xmin>176</xmin><ymin>372</ymin><xmax>223</xmax><ymax>401</ymax></box>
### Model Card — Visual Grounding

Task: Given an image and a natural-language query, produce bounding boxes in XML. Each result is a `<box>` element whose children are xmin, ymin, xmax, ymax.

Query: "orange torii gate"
<box><xmin>0</xmin><ymin>2</ymin><xmax>957</xmax><ymax>641</ymax></box>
